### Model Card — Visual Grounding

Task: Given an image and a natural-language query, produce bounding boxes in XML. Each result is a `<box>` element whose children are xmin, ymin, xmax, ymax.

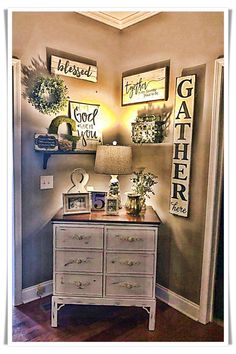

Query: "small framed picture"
<box><xmin>63</xmin><ymin>193</ymin><xmax>91</xmax><ymax>215</ymax></box>
<box><xmin>91</xmin><ymin>191</ymin><xmax>107</xmax><ymax>211</ymax></box>
<box><xmin>105</xmin><ymin>196</ymin><xmax>119</xmax><ymax>215</ymax></box>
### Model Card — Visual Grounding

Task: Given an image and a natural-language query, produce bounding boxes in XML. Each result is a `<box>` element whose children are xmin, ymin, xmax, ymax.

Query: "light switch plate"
<box><xmin>40</xmin><ymin>175</ymin><xmax>53</xmax><ymax>190</ymax></box>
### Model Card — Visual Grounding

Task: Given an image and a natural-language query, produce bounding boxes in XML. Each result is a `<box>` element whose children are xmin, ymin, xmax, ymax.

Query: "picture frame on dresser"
<box><xmin>105</xmin><ymin>196</ymin><xmax>119</xmax><ymax>215</ymax></box>
<box><xmin>91</xmin><ymin>191</ymin><xmax>107</xmax><ymax>211</ymax></box>
<box><xmin>63</xmin><ymin>192</ymin><xmax>91</xmax><ymax>215</ymax></box>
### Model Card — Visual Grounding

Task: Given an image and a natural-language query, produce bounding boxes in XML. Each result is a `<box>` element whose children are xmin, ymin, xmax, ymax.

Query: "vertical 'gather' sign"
<box><xmin>170</xmin><ymin>75</ymin><xmax>196</xmax><ymax>217</ymax></box>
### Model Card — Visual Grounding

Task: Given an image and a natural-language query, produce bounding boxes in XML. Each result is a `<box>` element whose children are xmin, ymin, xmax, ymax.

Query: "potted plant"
<box><xmin>130</xmin><ymin>167</ymin><xmax>158</xmax><ymax>212</ymax></box>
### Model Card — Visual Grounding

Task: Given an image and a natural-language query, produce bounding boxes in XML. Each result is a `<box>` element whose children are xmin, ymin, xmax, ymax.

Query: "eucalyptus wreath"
<box><xmin>28</xmin><ymin>76</ymin><xmax>69</xmax><ymax>115</ymax></box>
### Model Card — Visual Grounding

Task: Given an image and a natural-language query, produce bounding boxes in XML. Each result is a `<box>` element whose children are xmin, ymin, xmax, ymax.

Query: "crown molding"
<box><xmin>78</xmin><ymin>11</ymin><xmax>159</xmax><ymax>30</ymax></box>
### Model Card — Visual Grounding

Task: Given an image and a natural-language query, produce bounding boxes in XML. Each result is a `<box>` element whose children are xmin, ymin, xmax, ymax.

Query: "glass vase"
<box><xmin>139</xmin><ymin>195</ymin><xmax>146</xmax><ymax>214</ymax></box>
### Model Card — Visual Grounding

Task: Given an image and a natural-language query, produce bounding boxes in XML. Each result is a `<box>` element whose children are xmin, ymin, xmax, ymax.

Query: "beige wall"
<box><xmin>13</xmin><ymin>12</ymin><xmax>121</xmax><ymax>288</ymax></box>
<box><xmin>13</xmin><ymin>12</ymin><xmax>224</xmax><ymax>303</ymax></box>
<box><xmin>119</xmin><ymin>12</ymin><xmax>224</xmax><ymax>303</ymax></box>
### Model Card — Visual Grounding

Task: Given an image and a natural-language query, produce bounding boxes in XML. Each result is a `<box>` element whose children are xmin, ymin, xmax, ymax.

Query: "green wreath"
<box><xmin>28</xmin><ymin>76</ymin><xmax>69</xmax><ymax>115</ymax></box>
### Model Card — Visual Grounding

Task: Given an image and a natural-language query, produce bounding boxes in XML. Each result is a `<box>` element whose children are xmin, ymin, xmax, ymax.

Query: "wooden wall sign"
<box><xmin>169</xmin><ymin>75</ymin><xmax>196</xmax><ymax>217</ymax></box>
<box><xmin>51</xmin><ymin>55</ymin><xmax>97</xmax><ymax>82</ymax></box>
<box><xmin>122</xmin><ymin>67</ymin><xmax>168</xmax><ymax>106</ymax></box>
<box><xmin>69</xmin><ymin>101</ymin><xmax>102</xmax><ymax>151</ymax></box>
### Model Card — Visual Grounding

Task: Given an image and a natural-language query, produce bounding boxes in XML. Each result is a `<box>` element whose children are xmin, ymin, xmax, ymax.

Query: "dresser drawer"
<box><xmin>105</xmin><ymin>275</ymin><xmax>153</xmax><ymax>298</ymax></box>
<box><xmin>55</xmin><ymin>226</ymin><xmax>103</xmax><ymax>249</ymax></box>
<box><xmin>106</xmin><ymin>227</ymin><xmax>155</xmax><ymax>251</ymax></box>
<box><xmin>55</xmin><ymin>250</ymin><xmax>103</xmax><ymax>273</ymax></box>
<box><xmin>106</xmin><ymin>252</ymin><xmax>155</xmax><ymax>275</ymax></box>
<box><xmin>55</xmin><ymin>273</ymin><xmax>102</xmax><ymax>296</ymax></box>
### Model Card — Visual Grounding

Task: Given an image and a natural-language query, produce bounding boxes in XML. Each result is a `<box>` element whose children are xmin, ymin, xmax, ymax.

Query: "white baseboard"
<box><xmin>22</xmin><ymin>280</ymin><xmax>53</xmax><ymax>304</ymax></box>
<box><xmin>21</xmin><ymin>280</ymin><xmax>199</xmax><ymax>322</ymax></box>
<box><xmin>156</xmin><ymin>283</ymin><xmax>200</xmax><ymax>321</ymax></box>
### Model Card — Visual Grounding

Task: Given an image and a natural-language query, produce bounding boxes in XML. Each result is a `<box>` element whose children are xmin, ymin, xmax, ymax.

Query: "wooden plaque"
<box><xmin>122</xmin><ymin>67</ymin><xmax>168</xmax><ymax>105</ymax></box>
<box><xmin>169</xmin><ymin>75</ymin><xmax>196</xmax><ymax>217</ymax></box>
<box><xmin>51</xmin><ymin>55</ymin><xmax>97</xmax><ymax>82</ymax></box>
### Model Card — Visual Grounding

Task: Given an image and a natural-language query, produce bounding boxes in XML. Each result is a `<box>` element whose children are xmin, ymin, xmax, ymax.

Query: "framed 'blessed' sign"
<box><xmin>122</xmin><ymin>66</ymin><xmax>168</xmax><ymax>106</ymax></box>
<box><xmin>51</xmin><ymin>55</ymin><xmax>97</xmax><ymax>82</ymax></box>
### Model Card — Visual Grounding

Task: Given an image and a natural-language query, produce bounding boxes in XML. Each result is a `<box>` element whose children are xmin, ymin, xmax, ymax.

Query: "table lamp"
<box><xmin>94</xmin><ymin>143</ymin><xmax>132</xmax><ymax>208</ymax></box>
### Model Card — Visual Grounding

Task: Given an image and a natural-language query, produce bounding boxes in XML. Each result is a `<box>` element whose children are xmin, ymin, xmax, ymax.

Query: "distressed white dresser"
<box><xmin>51</xmin><ymin>207</ymin><xmax>161</xmax><ymax>330</ymax></box>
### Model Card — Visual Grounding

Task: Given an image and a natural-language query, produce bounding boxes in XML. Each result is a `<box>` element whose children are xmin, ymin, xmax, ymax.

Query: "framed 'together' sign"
<box><xmin>122</xmin><ymin>66</ymin><xmax>169</xmax><ymax>106</ymax></box>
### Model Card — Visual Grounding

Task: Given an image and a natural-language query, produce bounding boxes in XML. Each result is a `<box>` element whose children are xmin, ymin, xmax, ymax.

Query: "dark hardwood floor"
<box><xmin>12</xmin><ymin>296</ymin><xmax>223</xmax><ymax>342</ymax></box>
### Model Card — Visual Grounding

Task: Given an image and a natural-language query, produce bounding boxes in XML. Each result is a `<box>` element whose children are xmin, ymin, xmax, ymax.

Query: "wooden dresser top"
<box><xmin>52</xmin><ymin>206</ymin><xmax>161</xmax><ymax>225</ymax></box>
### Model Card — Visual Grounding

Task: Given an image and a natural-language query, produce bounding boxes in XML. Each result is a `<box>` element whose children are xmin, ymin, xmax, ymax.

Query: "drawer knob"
<box><xmin>73</xmin><ymin>280</ymin><xmax>91</xmax><ymax>289</ymax></box>
<box><xmin>72</xmin><ymin>234</ymin><xmax>91</xmax><ymax>241</ymax></box>
<box><xmin>119</xmin><ymin>259</ymin><xmax>141</xmax><ymax>267</ymax></box>
<box><xmin>72</xmin><ymin>234</ymin><xmax>85</xmax><ymax>240</ymax></box>
<box><xmin>116</xmin><ymin>235</ymin><xmax>143</xmax><ymax>242</ymax></box>
<box><xmin>60</xmin><ymin>277</ymin><xmax>91</xmax><ymax>289</ymax></box>
<box><xmin>112</xmin><ymin>281</ymin><xmax>140</xmax><ymax>289</ymax></box>
<box><xmin>64</xmin><ymin>257</ymin><xmax>91</xmax><ymax>267</ymax></box>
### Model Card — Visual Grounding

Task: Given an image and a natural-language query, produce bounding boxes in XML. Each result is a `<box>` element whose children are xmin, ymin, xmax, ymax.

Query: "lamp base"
<box><xmin>108</xmin><ymin>175</ymin><xmax>122</xmax><ymax>209</ymax></box>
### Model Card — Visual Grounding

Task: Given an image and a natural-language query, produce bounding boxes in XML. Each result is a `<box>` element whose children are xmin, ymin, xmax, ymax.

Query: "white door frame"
<box><xmin>199</xmin><ymin>58</ymin><xmax>224</xmax><ymax>324</ymax></box>
<box><xmin>12</xmin><ymin>58</ymin><xmax>22</xmax><ymax>305</ymax></box>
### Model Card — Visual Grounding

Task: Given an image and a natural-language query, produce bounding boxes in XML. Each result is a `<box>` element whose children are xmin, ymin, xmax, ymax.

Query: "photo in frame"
<box><xmin>122</xmin><ymin>66</ymin><xmax>168</xmax><ymax>106</ymax></box>
<box><xmin>63</xmin><ymin>192</ymin><xmax>91</xmax><ymax>215</ymax></box>
<box><xmin>91</xmin><ymin>191</ymin><xmax>107</xmax><ymax>211</ymax></box>
<box><xmin>105</xmin><ymin>196</ymin><xmax>119</xmax><ymax>215</ymax></box>
<box><xmin>69</xmin><ymin>101</ymin><xmax>102</xmax><ymax>151</ymax></box>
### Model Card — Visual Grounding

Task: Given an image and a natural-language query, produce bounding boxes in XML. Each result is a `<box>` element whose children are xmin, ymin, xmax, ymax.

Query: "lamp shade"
<box><xmin>94</xmin><ymin>145</ymin><xmax>132</xmax><ymax>175</ymax></box>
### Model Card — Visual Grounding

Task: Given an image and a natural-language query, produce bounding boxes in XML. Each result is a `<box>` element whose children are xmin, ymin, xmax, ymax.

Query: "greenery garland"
<box><xmin>28</xmin><ymin>76</ymin><xmax>69</xmax><ymax>115</ymax></box>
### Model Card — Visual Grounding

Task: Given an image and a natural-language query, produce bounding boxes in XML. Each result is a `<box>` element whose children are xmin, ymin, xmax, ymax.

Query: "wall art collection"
<box><xmin>34</xmin><ymin>101</ymin><xmax>102</xmax><ymax>152</ymax></box>
<box><xmin>31</xmin><ymin>51</ymin><xmax>197</xmax><ymax>218</ymax></box>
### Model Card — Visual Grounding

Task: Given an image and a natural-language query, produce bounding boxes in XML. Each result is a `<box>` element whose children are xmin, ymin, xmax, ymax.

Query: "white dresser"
<box><xmin>51</xmin><ymin>207</ymin><xmax>161</xmax><ymax>331</ymax></box>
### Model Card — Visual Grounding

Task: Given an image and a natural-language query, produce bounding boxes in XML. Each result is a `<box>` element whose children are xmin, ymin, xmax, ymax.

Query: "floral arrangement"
<box><xmin>28</xmin><ymin>76</ymin><xmax>69</xmax><ymax>115</ymax></box>
<box><xmin>130</xmin><ymin>168</ymin><xmax>158</xmax><ymax>199</ymax></box>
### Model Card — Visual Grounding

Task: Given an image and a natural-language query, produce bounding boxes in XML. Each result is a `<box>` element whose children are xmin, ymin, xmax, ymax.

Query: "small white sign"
<box><xmin>51</xmin><ymin>55</ymin><xmax>97</xmax><ymax>82</ymax></box>
<box><xmin>169</xmin><ymin>75</ymin><xmax>196</xmax><ymax>217</ymax></box>
<box><xmin>34</xmin><ymin>133</ymin><xmax>58</xmax><ymax>151</ymax></box>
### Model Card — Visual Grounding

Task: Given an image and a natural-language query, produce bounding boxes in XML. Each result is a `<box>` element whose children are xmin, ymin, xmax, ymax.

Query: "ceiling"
<box><xmin>78</xmin><ymin>11</ymin><xmax>159</xmax><ymax>30</ymax></box>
